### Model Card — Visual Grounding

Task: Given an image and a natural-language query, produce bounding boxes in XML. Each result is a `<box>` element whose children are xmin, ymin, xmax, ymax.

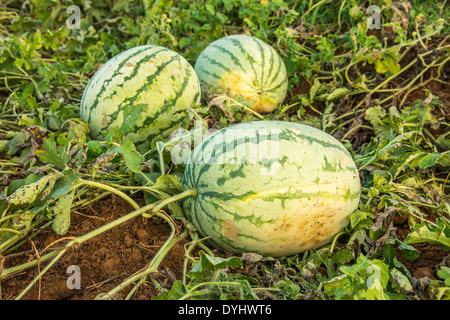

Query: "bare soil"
<box><xmin>1</xmin><ymin>194</ymin><xmax>200</xmax><ymax>300</ymax></box>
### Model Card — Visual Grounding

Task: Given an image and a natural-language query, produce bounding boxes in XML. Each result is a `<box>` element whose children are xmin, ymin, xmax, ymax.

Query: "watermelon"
<box><xmin>80</xmin><ymin>45</ymin><xmax>201</xmax><ymax>149</ymax></box>
<box><xmin>182</xmin><ymin>121</ymin><xmax>360</xmax><ymax>257</ymax></box>
<box><xmin>194</xmin><ymin>35</ymin><xmax>288</xmax><ymax>113</ymax></box>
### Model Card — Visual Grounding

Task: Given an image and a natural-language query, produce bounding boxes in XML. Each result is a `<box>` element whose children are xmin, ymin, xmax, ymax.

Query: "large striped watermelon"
<box><xmin>194</xmin><ymin>35</ymin><xmax>288</xmax><ymax>113</ymax></box>
<box><xmin>80</xmin><ymin>45</ymin><xmax>201</xmax><ymax>149</ymax></box>
<box><xmin>182</xmin><ymin>121</ymin><xmax>360</xmax><ymax>257</ymax></box>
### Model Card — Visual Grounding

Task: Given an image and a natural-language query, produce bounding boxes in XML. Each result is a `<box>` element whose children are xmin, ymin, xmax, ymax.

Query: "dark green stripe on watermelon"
<box><xmin>98</xmin><ymin>53</ymin><xmax>180</xmax><ymax>134</ymax></box>
<box><xmin>262</xmin><ymin>44</ymin><xmax>276</xmax><ymax>88</ymax></box>
<box><xmin>249</xmin><ymin>36</ymin><xmax>266</xmax><ymax>85</ymax></box>
<box><xmin>197</xmin><ymin>65</ymin><xmax>221</xmax><ymax>80</ymax></box>
<box><xmin>263</xmin><ymin>48</ymin><xmax>283</xmax><ymax>92</ymax></box>
<box><xmin>84</xmin><ymin>46</ymin><xmax>156</xmax><ymax>126</ymax></box>
<box><xmin>132</xmin><ymin>61</ymin><xmax>192</xmax><ymax>143</ymax></box>
<box><xmin>223</xmin><ymin>37</ymin><xmax>260</xmax><ymax>86</ymax></box>
<box><xmin>210</xmin><ymin>43</ymin><xmax>246</xmax><ymax>73</ymax></box>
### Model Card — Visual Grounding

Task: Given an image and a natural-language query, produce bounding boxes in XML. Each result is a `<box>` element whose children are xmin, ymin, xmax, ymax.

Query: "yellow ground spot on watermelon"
<box><xmin>276</xmin><ymin>220</ymin><xmax>293</xmax><ymax>232</ymax></box>
<box><xmin>302</xmin><ymin>203</ymin><xmax>348</xmax><ymax>237</ymax></box>
<box><xmin>124</xmin><ymin>62</ymin><xmax>134</xmax><ymax>67</ymax></box>
<box><xmin>268</xmin><ymin>199</ymin><xmax>350</xmax><ymax>254</ymax></box>
<box><xmin>218</xmin><ymin>70</ymin><xmax>278</xmax><ymax>113</ymax></box>
<box><xmin>223</xmin><ymin>220</ymin><xmax>239</xmax><ymax>240</ymax></box>
<box><xmin>251</xmin><ymin>98</ymin><xmax>278</xmax><ymax>113</ymax></box>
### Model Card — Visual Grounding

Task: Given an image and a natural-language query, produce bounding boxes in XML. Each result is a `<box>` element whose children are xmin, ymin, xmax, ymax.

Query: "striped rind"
<box><xmin>80</xmin><ymin>45</ymin><xmax>201</xmax><ymax>150</ymax></box>
<box><xmin>182</xmin><ymin>121</ymin><xmax>361</xmax><ymax>257</ymax></box>
<box><xmin>194</xmin><ymin>35</ymin><xmax>288</xmax><ymax>113</ymax></box>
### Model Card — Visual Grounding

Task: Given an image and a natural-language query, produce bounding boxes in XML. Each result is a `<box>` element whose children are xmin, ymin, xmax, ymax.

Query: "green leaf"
<box><xmin>417</xmin><ymin>153</ymin><xmax>445</xmax><ymax>169</ymax></box>
<box><xmin>324</xmin><ymin>255</ymin><xmax>394</xmax><ymax>300</ymax></box>
<box><xmin>398</xmin><ymin>242</ymin><xmax>419</xmax><ymax>260</ymax></box>
<box><xmin>405</xmin><ymin>219</ymin><xmax>450</xmax><ymax>250</ymax></box>
<box><xmin>272</xmin><ymin>280</ymin><xmax>301</xmax><ymax>299</ymax></box>
<box><xmin>152</xmin><ymin>280</ymin><xmax>187</xmax><ymax>300</ymax></box>
<box><xmin>86</xmin><ymin>140</ymin><xmax>103</xmax><ymax>157</ymax></box>
<box><xmin>437</xmin><ymin>266</ymin><xmax>450</xmax><ymax>286</ymax></box>
<box><xmin>364</xmin><ymin>106</ymin><xmax>386</xmax><ymax>128</ymax></box>
<box><xmin>34</xmin><ymin>136</ymin><xmax>67</xmax><ymax>170</ymax></box>
<box><xmin>118</xmin><ymin>104</ymin><xmax>148</xmax><ymax>138</ymax></box>
<box><xmin>356</xmin><ymin>131</ymin><xmax>416</xmax><ymax>169</ymax></box>
<box><xmin>332</xmin><ymin>247</ymin><xmax>354</xmax><ymax>265</ymax></box>
<box><xmin>109</xmin><ymin>141</ymin><xmax>144</xmax><ymax>173</ymax></box>
<box><xmin>349</xmin><ymin>209</ymin><xmax>373</xmax><ymax>229</ymax></box>
<box><xmin>383</xmin><ymin>238</ymin><xmax>397</xmax><ymax>267</ymax></box>
<box><xmin>188</xmin><ymin>251</ymin><xmax>242</xmax><ymax>282</ymax></box>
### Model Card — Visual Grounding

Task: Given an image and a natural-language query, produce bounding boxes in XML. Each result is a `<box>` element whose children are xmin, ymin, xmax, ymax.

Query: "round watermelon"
<box><xmin>80</xmin><ymin>45</ymin><xmax>201</xmax><ymax>149</ymax></box>
<box><xmin>182</xmin><ymin>121</ymin><xmax>361</xmax><ymax>257</ymax></box>
<box><xmin>194</xmin><ymin>35</ymin><xmax>288</xmax><ymax>113</ymax></box>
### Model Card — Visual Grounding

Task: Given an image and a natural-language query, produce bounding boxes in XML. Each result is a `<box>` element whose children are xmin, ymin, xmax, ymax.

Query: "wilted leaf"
<box><xmin>391</xmin><ymin>268</ymin><xmax>413</xmax><ymax>294</ymax></box>
<box><xmin>326</xmin><ymin>87</ymin><xmax>349</xmax><ymax>101</ymax></box>
<box><xmin>6</xmin><ymin>172</ymin><xmax>64</xmax><ymax>206</ymax></box>
<box><xmin>62</xmin><ymin>118</ymin><xmax>90</xmax><ymax>145</ymax></box>
<box><xmin>152</xmin><ymin>174</ymin><xmax>184</xmax><ymax>194</ymax></box>
<box><xmin>350</xmin><ymin>209</ymin><xmax>373</xmax><ymax>228</ymax></box>
<box><xmin>52</xmin><ymin>190</ymin><xmax>75</xmax><ymax>235</ymax></box>
<box><xmin>309</xmin><ymin>80</ymin><xmax>322</xmax><ymax>101</ymax></box>
<box><xmin>12</xmin><ymin>210</ymin><xmax>38</xmax><ymax>230</ymax></box>
<box><xmin>241</xmin><ymin>252</ymin><xmax>264</xmax><ymax>264</ymax></box>
<box><xmin>207</xmin><ymin>95</ymin><xmax>234</xmax><ymax>119</ymax></box>
<box><xmin>5</xmin><ymin>131</ymin><xmax>31</xmax><ymax>156</ymax></box>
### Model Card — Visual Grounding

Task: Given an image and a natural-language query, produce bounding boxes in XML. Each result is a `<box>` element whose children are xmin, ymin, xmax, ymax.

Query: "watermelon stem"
<box><xmin>155</xmin><ymin>125</ymin><xmax>205</xmax><ymax>175</ymax></box>
<box><xmin>78</xmin><ymin>179</ymin><xmax>140</xmax><ymax>210</ymax></box>
<box><xmin>329</xmin><ymin>230</ymin><xmax>348</xmax><ymax>254</ymax></box>
<box><xmin>142</xmin><ymin>188</ymin><xmax>197</xmax><ymax>218</ymax></box>
<box><xmin>219</xmin><ymin>96</ymin><xmax>264</xmax><ymax>119</ymax></box>
<box><xmin>156</xmin><ymin>141</ymin><xmax>166</xmax><ymax>176</ymax></box>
